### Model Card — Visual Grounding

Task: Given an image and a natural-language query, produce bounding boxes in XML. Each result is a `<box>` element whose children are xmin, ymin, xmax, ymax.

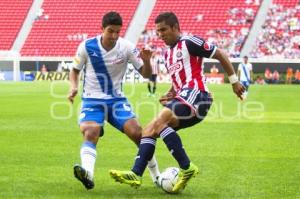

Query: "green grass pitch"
<box><xmin>0</xmin><ymin>82</ymin><xmax>299</xmax><ymax>199</ymax></box>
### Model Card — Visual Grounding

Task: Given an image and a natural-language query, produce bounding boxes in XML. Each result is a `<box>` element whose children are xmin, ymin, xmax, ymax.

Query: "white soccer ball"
<box><xmin>158</xmin><ymin>167</ymin><xmax>180</xmax><ymax>193</ymax></box>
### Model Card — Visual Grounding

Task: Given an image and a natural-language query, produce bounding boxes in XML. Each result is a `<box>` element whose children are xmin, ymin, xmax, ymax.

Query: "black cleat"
<box><xmin>74</xmin><ymin>164</ymin><xmax>94</xmax><ymax>190</ymax></box>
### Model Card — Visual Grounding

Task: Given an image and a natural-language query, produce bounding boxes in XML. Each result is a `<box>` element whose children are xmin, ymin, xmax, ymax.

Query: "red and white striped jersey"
<box><xmin>164</xmin><ymin>35</ymin><xmax>217</xmax><ymax>93</ymax></box>
<box><xmin>150</xmin><ymin>54</ymin><xmax>162</xmax><ymax>75</ymax></box>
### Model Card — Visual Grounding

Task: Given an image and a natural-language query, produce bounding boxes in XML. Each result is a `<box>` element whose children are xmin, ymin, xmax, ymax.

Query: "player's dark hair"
<box><xmin>102</xmin><ymin>11</ymin><xmax>123</xmax><ymax>28</ymax></box>
<box><xmin>155</xmin><ymin>12</ymin><xmax>180</xmax><ymax>31</ymax></box>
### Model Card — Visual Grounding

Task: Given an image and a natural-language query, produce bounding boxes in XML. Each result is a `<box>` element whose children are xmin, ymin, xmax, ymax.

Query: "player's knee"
<box><xmin>143</xmin><ymin>123</ymin><xmax>156</xmax><ymax>137</ymax></box>
<box><xmin>154</xmin><ymin>119</ymin><xmax>168</xmax><ymax>136</ymax></box>
<box><xmin>84</xmin><ymin>131</ymin><xmax>100</xmax><ymax>143</ymax></box>
<box><xmin>143</xmin><ymin>119</ymin><xmax>167</xmax><ymax>137</ymax></box>
<box><xmin>80</xmin><ymin>125</ymin><xmax>100</xmax><ymax>142</ymax></box>
<box><xmin>124</xmin><ymin>124</ymin><xmax>142</xmax><ymax>144</ymax></box>
<box><xmin>131</xmin><ymin>126</ymin><xmax>142</xmax><ymax>141</ymax></box>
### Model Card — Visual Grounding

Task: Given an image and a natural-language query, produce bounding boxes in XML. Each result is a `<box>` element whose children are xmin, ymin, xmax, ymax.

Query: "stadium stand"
<box><xmin>3</xmin><ymin>0</ymin><xmax>298</xmax><ymax>59</ymax></box>
<box><xmin>137</xmin><ymin>0</ymin><xmax>260</xmax><ymax>57</ymax></box>
<box><xmin>21</xmin><ymin>0</ymin><xmax>139</xmax><ymax>56</ymax></box>
<box><xmin>0</xmin><ymin>0</ymin><xmax>33</xmax><ymax>50</ymax></box>
<box><xmin>250</xmin><ymin>0</ymin><xmax>300</xmax><ymax>58</ymax></box>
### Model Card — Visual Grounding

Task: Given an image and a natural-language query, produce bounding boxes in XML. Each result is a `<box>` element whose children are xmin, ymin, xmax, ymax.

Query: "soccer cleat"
<box><xmin>109</xmin><ymin>170</ymin><xmax>142</xmax><ymax>188</ymax></box>
<box><xmin>73</xmin><ymin>164</ymin><xmax>94</xmax><ymax>190</ymax></box>
<box><xmin>154</xmin><ymin>176</ymin><xmax>160</xmax><ymax>187</ymax></box>
<box><xmin>172</xmin><ymin>162</ymin><xmax>199</xmax><ymax>193</ymax></box>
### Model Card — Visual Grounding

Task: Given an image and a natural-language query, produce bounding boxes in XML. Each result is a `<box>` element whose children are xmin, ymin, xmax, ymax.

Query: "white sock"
<box><xmin>80</xmin><ymin>142</ymin><xmax>97</xmax><ymax>179</ymax></box>
<box><xmin>242</xmin><ymin>91</ymin><xmax>248</xmax><ymax>99</ymax></box>
<box><xmin>147</xmin><ymin>155</ymin><xmax>160</xmax><ymax>183</ymax></box>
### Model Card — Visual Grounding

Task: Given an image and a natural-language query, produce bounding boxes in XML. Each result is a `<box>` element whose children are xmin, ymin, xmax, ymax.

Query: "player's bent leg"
<box><xmin>80</xmin><ymin>122</ymin><xmax>102</xmax><ymax>144</ymax></box>
<box><xmin>172</xmin><ymin>162</ymin><xmax>199</xmax><ymax>193</ymax></box>
<box><xmin>122</xmin><ymin>118</ymin><xmax>142</xmax><ymax>145</ymax></box>
<box><xmin>109</xmin><ymin>170</ymin><xmax>142</xmax><ymax>188</ymax></box>
<box><xmin>154</xmin><ymin>106</ymin><xmax>198</xmax><ymax>193</ymax></box>
<box><xmin>143</xmin><ymin>108</ymin><xmax>176</xmax><ymax>138</ymax></box>
<box><xmin>74</xmin><ymin>164</ymin><xmax>95</xmax><ymax>190</ymax></box>
<box><xmin>123</xmin><ymin>118</ymin><xmax>160</xmax><ymax>185</ymax></box>
<box><xmin>109</xmin><ymin>136</ymin><xmax>157</xmax><ymax>189</ymax></box>
<box><xmin>74</xmin><ymin>122</ymin><xmax>101</xmax><ymax>189</ymax></box>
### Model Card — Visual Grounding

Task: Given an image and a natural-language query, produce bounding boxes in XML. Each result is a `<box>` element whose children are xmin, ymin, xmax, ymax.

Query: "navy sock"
<box><xmin>160</xmin><ymin>127</ymin><xmax>190</xmax><ymax>169</ymax></box>
<box><xmin>147</xmin><ymin>84</ymin><xmax>152</xmax><ymax>93</ymax></box>
<box><xmin>132</xmin><ymin>137</ymin><xmax>156</xmax><ymax>176</ymax></box>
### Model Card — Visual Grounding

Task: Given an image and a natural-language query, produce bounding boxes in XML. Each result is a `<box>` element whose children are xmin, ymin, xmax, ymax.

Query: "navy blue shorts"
<box><xmin>241</xmin><ymin>81</ymin><xmax>250</xmax><ymax>90</ymax></box>
<box><xmin>165</xmin><ymin>88</ymin><xmax>213</xmax><ymax>131</ymax></box>
<box><xmin>149</xmin><ymin>74</ymin><xmax>157</xmax><ymax>82</ymax></box>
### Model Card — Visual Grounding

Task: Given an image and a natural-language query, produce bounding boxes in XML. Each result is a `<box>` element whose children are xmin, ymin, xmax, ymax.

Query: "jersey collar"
<box><xmin>170</xmin><ymin>36</ymin><xmax>182</xmax><ymax>48</ymax></box>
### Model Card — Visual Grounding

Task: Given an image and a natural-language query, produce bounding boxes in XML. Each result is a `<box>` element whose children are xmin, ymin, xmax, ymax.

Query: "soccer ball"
<box><xmin>158</xmin><ymin>167</ymin><xmax>180</xmax><ymax>193</ymax></box>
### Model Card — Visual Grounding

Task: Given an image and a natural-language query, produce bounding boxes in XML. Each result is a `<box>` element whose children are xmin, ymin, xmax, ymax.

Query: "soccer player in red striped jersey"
<box><xmin>110</xmin><ymin>12</ymin><xmax>245</xmax><ymax>193</ymax></box>
<box><xmin>147</xmin><ymin>51</ymin><xmax>162</xmax><ymax>96</ymax></box>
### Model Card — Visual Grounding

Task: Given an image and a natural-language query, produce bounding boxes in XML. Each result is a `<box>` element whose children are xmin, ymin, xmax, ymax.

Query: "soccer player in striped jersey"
<box><xmin>68</xmin><ymin>11</ymin><xmax>160</xmax><ymax>190</ymax></box>
<box><xmin>147</xmin><ymin>51</ymin><xmax>162</xmax><ymax>96</ymax></box>
<box><xmin>109</xmin><ymin>12</ymin><xmax>245</xmax><ymax>193</ymax></box>
<box><xmin>237</xmin><ymin>56</ymin><xmax>253</xmax><ymax>99</ymax></box>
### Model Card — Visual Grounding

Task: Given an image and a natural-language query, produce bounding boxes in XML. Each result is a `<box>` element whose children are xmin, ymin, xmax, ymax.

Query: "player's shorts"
<box><xmin>165</xmin><ymin>88</ymin><xmax>213</xmax><ymax>131</ymax></box>
<box><xmin>241</xmin><ymin>81</ymin><xmax>250</xmax><ymax>90</ymax></box>
<box><xmin>149</xmin><ymin>74</ymin><xmax>157</xmax><ymax>82</ymax></box>
<box><xmin>79</xmin><ymin>98</ymin><xmax>136</xmax><ymax>133</ymax></box>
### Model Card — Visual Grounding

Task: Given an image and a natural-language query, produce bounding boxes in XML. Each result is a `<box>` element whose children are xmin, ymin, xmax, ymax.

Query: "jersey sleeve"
<box><xmin>126</xmin><ymin>41</ymin><xmax>143</xmax><ymax>70</ymax></box>
<box><xmin>72</xmin><ymin>41</ymin><xmax>87</xmax><ymax>70</ymax></box>
<box><xmin>185</xmin><ymin>36</ymin><xmax>217</xmax><ymax>58</ymax></box>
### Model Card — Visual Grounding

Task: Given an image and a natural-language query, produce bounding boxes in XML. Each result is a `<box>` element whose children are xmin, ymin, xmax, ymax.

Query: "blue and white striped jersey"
<box><xmin>73</xmin><ymin>35</ymin><xmax>143</xmax><ymax>99</ymax></box>
<box><xmin>238</xmin><ymin>62</ymin><xmax>252</xmax><ymax>82</ymax></box>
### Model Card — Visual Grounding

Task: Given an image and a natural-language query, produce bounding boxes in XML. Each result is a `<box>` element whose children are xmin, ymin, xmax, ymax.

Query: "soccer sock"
<box><xmin>153</xmin><ymin>86</ymin><xmax>156</xmax><ymax>94</ymax></box>
<box><xmin>160</xmin><ymin>127</ymin><xmax>190</xmax><ymax>170</ymax></box>
<box><xmin>147</xmin><ymin>83</ymin><xmax>152</xmax><ymax>93</ymax></box>
<box><xmin>132</xmin><ymin>137</ymin><xmax>156</xmax><ymax>176</ymax></box>
<box><xmin>80</xmin><ymin>141</ymin><xmax>97</xmax><ymax>178</ymax></box>
<box><xmin>147</xmin><ymin>156</ymin><xmax>160</xmax><ymax>182</ymax></box>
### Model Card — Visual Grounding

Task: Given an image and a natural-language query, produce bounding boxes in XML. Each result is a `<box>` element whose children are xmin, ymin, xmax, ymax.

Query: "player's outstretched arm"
<box><xmin>212</xmin><ymin>49</ymin><xmax>245</xmax><ymax>100</ymax></box>
<box><xmin>138</xmin><ymin>48</ymin><xmax>152</xmax><ymax>78</ymax></box>
<box><xmin>68</xmin><ymin>68</ymin><xmax>80</xmax><ymax>103</ymax></box>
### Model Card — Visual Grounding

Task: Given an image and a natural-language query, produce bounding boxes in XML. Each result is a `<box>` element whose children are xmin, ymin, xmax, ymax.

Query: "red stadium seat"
<box><xmin>0</xmin><ymin>0</ymin><xmax>33</xmax><ymax>50</ymax></box>
<box><xmin>21</xmin><ymin>0</ymin><xmax>139</xmax><ymax>56</ymax></box>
